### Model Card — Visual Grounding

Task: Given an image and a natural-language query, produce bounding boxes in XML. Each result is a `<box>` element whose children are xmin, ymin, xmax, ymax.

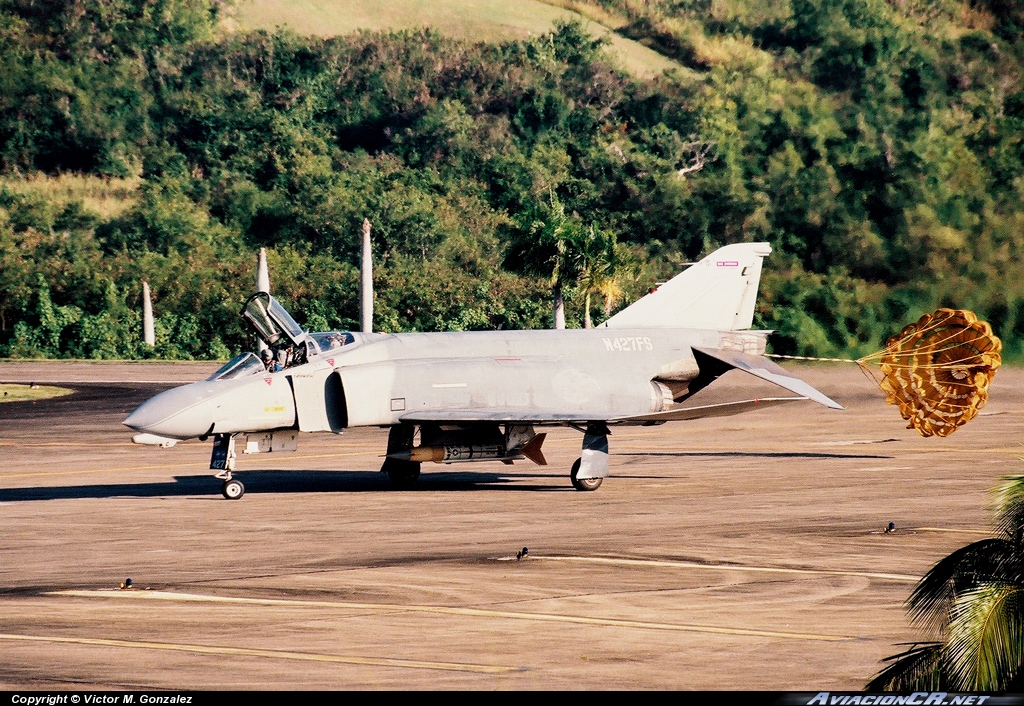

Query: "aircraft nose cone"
<box><xmin>123</xmin><ymin>384</ymin><xmax>216</xmax><ymax>439</ymax></box>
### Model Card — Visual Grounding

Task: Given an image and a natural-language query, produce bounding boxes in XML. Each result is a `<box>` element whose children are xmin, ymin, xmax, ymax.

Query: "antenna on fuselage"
<box><xmin>361</xmin><ymin>218</ymin><xmax>373</xmax><ymax>333</ymax></box>
<box><xmin>257</xmin><ymin>247</ymin><xmax>270</xmax><ymax>353</ymax></box>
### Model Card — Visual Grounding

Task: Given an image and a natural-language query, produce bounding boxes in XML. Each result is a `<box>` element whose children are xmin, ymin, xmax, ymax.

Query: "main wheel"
<box><xmin>570</xmin><ymin>458</ymin><xmax>603</xmax><ymax>491</ymax></box>
<box><xmin>222</xmin><ymin>478</ymin><xmax>245</xmax><ymax>499</ymax></box>
<box><xmin>383</xmin><ymin>459</ymin><xmax>421</xmax><ymax>488</ymax></box>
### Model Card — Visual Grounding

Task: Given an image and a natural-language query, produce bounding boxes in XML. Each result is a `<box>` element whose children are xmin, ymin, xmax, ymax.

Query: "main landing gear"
<box><xmin>570</xmin><ymin>458</ymin><xmax>603</xmax><ymax>491</ymax></box>
<box><xmin>378</xmin><ymin>421</ymin><xmax>613</xmax><ymax>491</ymax></box>
<box><xmin>382</xmin><ymin>458</ymin><xmax>421</xmax><ymax>488</ymax></box>
<box><xmin>569</xmin><ymin>422</ymin><xmax>610</xmax><ymax>492</ymax></box>
<box><xmin>382</xmin><ymin>425</ymin><xmax>421</xmax><ymax>488</ymax></box>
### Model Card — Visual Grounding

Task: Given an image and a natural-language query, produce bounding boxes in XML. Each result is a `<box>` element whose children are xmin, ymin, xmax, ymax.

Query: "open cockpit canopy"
<box><xmin>239</xmin><ymin>293</ymin><xmax>358</xmax><ymax>370</ymax></box>
<box><xmin>242</xmin><ymin>292</ymin><xmax>308</xmax><ymax>348</ymax></box>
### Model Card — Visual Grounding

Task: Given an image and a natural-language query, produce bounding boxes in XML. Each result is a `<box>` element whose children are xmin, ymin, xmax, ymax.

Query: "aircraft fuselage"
<box><xmin>124</xmin><ymin>327</ymin><xmax>757</xmax><ymax>441</ymax></box>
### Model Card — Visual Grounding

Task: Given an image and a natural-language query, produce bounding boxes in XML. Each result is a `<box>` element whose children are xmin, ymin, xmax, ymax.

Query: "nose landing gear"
<box><xmin>212</xmin><ymin>433</ymin><xmax>245</xmax><ymax>499</ymax></box>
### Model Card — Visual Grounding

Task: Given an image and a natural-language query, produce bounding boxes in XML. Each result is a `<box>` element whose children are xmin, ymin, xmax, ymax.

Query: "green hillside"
<box><xmin>1</xmin><ymin>0</ymin><xmax>1023</xmax><ymax>361</ymax></box>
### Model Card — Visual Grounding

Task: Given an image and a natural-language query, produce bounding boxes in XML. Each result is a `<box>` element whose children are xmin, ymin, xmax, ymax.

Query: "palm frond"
<box><xmin>944</xmin><ymin>582</ymin><xmax>1024</xmax><ymax>690</ymax></box>
<box><xmin>866</xmin><ymin>642</ymin><xmax>945</xmax><ymax>691</ymax></box>
<box><xmin>994</xmin><ymin>474</ymin><xmax>1024</xmax><ymax>540</ymax></box>
<box><xmin>908</xmin><ymin>538</ymin><xmax>1017</xmax><ymax>629</ymax></box>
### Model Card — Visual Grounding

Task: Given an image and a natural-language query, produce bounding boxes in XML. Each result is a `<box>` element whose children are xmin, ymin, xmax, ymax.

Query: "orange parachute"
<box><xmin>868</xmin><ymin>309</ymin><xmax>1002</xmax><ymax>438</ymax></box>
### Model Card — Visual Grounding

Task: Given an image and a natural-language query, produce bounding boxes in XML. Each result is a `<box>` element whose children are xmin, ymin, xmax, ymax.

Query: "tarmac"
<box><xmin>0</xmin><ymin>359</ymin><xmax>1021</xmax><ymax>690</ymax></box>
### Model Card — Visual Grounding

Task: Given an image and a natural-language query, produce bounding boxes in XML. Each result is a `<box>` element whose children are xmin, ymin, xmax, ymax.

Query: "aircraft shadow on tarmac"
<box><xmin>0</xmin><ymin>469</ymin><xmax>572</xmax><ymax>501</ymax></box>
<box><xmin>618</xmin><ymin>451</ymin><xmax>892</xmax><ymax>459</ymax></box>
<box><xmin>0</xmin><ymin>452</ymin><xmax>891</xmax><ymax>501</ymax></box>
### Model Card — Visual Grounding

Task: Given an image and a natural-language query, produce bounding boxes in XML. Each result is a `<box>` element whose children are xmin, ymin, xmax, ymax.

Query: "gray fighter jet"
<box><xmin>124</xmin><ymin>242</ymin><xmax>842</xmax><ymax>499</ymax></box>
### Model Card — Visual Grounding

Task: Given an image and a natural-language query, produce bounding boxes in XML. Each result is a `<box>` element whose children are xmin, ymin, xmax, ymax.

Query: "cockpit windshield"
<box><xmin>207</xmin><ymin>353</ymin><xmax>266</xmax><ymax>381</ymax></box>
<box><xmin>310</xmin><ymin>332</ymin><xmax>355</xmax><ymax>353</ymax></box>
<box><xmin>241</xmin><ymin>292</ymin><xmax>307</xmax><ymax>347</ymax></box>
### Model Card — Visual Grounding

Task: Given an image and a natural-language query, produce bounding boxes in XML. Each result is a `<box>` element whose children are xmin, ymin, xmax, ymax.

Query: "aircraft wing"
<box><xmin>399</xmin><ymin>397</ymin><xmax>808</xmax><ymax>425</ymax></box>
<box><xmin>399</xmin><ymin>409</ymin><xmax>610</xmax><ymax>424</ymax></box>
<box><xmin>610</xmin><ymin>396</ymin><xmax>808</xmax><ymax>422</ymax></box>
<box><xmin>692</xmin><ymin>347</ymin><xmax>844</xmax><ymax>410</ymax></box>
<box><xmin>395</xmin><ymin>346</ymin><xmax>842</xmax><ymax>425</ymax></box>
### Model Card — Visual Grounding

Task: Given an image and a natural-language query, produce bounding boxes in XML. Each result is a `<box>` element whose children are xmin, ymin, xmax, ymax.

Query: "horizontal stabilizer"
<box><xmin>613</xmin><ymin>397</ymin><xmax>806</xmax><ymax>423</ymax></box>
<box><xmin>692</xmin><ymin>347</ymin><xmax>843</xmax><ymax>410</ymax></box>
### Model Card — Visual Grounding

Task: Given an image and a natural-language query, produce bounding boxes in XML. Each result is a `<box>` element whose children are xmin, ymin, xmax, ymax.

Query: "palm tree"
<box><xmin>574</xmin><ymin>223</ymin><xmax>614</xmax><ymax>329</ymax></box>
<box><xmin>868</xmin><ymin>474</ymin><xmax>1024</xmax><ymax>691</ymax></box>
<box><xmin>576</xmin><ymin>232</ymin><xmax>641</xmax><ymax>328</ymax></box>
<box><xmin>594</xmin><ymin>241</ymin><xmax>639</xmax><ymax>323</ymax></box>
<box><xmin>509</xmin><ymin>196</ymin><xmax>587</xmax><ymax>329</ymax></box>
<box><xmin>543</xmin><ymin>203</ymin><xmax>585</xmax><ymax>330</ymax></box>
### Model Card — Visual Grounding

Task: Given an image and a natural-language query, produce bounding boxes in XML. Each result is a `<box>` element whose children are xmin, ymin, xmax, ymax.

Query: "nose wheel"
<box><xmin>221</xmin><ymin>478</ymin><xmax>245</xmax><ymax>499</ymax></box>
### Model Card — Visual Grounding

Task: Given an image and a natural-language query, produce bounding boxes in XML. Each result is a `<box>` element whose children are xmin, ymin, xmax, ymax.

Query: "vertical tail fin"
<box><xmin>601</xmin><ymin>242</ymin><xmax>771</xmax><ymax>330</ymax></box>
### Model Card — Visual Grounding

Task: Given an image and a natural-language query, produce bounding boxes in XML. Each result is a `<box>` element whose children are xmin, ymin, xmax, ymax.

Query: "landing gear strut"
<box><xmin>382</xmin><ymin>425</ymin><xmax>421</xmax><ymax>488</ymax></box>
<box><xmin>211</xmin><ymin>433</ymin><xmax>245</xmax><ymax>499</ymax></box>
<box><xmin>569</xmin><ymin>422</ymin><xmax>610</xmax><ymax>491</ymax></box>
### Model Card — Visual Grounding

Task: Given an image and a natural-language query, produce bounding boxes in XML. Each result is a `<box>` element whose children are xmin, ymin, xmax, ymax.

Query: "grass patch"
<box><xmin>541</xmin><ymin>0</ymin><xmax>630</xmax><ymax>30</ymax></box>
<box><xmin>231</xmin><ymin>0</ymin><xmax>686</xmax><ymax>78</ymax></box>
<box><xmin>0</xmin><ymin>173</ymin><xmax>141</xmax><ymax>220</ymax></box>
<box><xmin>0</xmin><ymin>383</ymin><xmax>75</xmax><ymax>403</ymax></box>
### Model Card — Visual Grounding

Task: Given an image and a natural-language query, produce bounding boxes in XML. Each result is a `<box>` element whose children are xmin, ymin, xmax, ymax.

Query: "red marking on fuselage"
<box><xmin>263</xmin><ymin>377</ymin><xmax>273</xmax><ymax>386</ymax></box>
<box><xmin>326</xmin><ymin>358</ymin><xmax>335</xmax><ymax>367</ymax></box>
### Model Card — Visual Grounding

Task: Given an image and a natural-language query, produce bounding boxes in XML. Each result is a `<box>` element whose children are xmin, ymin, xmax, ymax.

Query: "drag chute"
<box><xmin>871</xmin><ymin>308</ymin><xmax>1002</xmax><ymax>437</ymax></box>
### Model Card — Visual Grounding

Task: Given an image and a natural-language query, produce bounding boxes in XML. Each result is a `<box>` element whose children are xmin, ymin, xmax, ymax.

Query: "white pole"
<box><xmin>553</xmin><ymin>286</ymin><xmax>566</xmax><ymax>330</ymax></box>
<box><xmin>360</xmin><ymin>218</ymin><xmax>373</xmax><ymax>333</ymax></box>
<box><xmin>257</xmin><ymin>247</ymin><xmax>270</xmax><ymax>293</ymax></box>
<box><xmin>257</xmin><ymin>248</ymin><xmax>270</xmax><ymax>352</ymax></box>
<box><xmin>142</xmin><ymin>281</ymin><xmax>155</xmax><ymax>347</ymax></box>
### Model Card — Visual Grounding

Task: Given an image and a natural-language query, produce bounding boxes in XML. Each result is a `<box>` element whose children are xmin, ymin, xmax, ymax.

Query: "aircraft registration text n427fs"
<box><xmin>124</xmin><ymin>242</ymin><xmax>842</xmax><ymax>499</ymax></box>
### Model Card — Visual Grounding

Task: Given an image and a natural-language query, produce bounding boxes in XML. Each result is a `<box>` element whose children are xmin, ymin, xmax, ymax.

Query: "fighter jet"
<box><xmin>124</xmin><ymin>242</ymin><xmax>842</xmax><ymax>499</ymax></box>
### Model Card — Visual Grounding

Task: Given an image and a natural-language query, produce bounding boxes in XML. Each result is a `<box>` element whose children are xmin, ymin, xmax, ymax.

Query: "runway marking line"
<box><xmin>0</xmin><ymin>441</ymin><xmax>133</xmax><ymax>448</ymax></box>
<box><xmin>50</xmin><ymin>590</ymin><xmax>853</xmax><ymax>642</ymax></box>
<box><xmin>915</xmin><ymin>527</ymin><xmax>991</xmax><ymax>536</ymax></box>
<box><xmin>0</xmin><ymin>632</ymin><xmax>521</xmax><ymax>674</ymax></box>
<box><xmin>533</xmin><ymin>555</ymin><xmax>921</xmax><ymax>583</ymax></box>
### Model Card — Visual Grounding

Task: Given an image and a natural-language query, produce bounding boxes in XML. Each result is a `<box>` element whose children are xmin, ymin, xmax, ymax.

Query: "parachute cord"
<box><xmin>764</xmin><ymin>354</ymin><xmax>858</xmax><ymax>363</ymax></box>
<box><xmin>762</xmin><ymin>354</ymin><xmax>887</xmax><ymax>389</ymax></box>
<box><xmin>767</xmin><ymin>329</ymin><xmax>994</xmax><ymax>371</ymax></box>
<box><xmin>856</xmin><ymin>359</ymin><xmax>883</xmax><ymax>388</ymax></box>
<box><xmin>765</xmin><ymin>353</ymin><xmax>986</xmax><ymax>383</ymax></box>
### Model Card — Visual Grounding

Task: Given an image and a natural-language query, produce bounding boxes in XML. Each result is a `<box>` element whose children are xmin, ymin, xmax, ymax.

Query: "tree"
<box><xmin>575</xmin><ymin>225</ymin><xmax>635</xmax><ymax>328</ymax></box>
<box><xmin>544</xmin><ymin>205</ymin><xmax>582</xmax><ymax>330</ymax></box>
<box><xmin>868</xmin><ymin>474</ymin><xmax>1024</xmax><ymax>691</ymax></box>
<box><xmin>508</xmin><ymin>196</ymin><xmax>584</xmax><ymax>329</ymax></box>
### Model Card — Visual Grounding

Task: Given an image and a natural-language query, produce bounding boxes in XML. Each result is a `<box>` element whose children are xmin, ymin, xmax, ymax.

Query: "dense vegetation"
<box><xmin>1</xmin><ymin>0</ymin><xmax>1023</xmax><ymax>360</ymax></box>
